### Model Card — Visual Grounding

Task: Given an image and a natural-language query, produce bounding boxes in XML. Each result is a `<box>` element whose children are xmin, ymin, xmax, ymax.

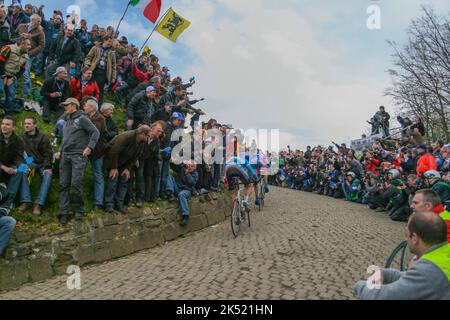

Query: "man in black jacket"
<box><xmin>126</xmin><ymin>86</ymin><xmax>157</xmax><ymax>130</ymax></box>
<box><xmin>100</xmin><ymin>102</ymin><xmax>118</xmax><ymax>142</ymax></box>
<box><xmin>0</xmin><ymin>116</ymin><xmax>24</xmax><ymax>210</ymax></box>
<box><xmin>18</xmin><ymin>116</ymin><xmax>53</xmax><ymax>216</ymax></box>
<box><xmin>48</xmin><ymin>24</ymin><xmax>81</xmax><ymax>79</ymax></box>
<box><xmin>40</xmin><ymin>66</ymin><xmax>69</xmax><ymax>123</ymax></box>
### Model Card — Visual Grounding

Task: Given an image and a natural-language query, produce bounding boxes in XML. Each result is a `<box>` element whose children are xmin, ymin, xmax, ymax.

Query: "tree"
<box><xmin>385</xmin><ymin>6</ymin><xmax>450</xmax><ymax>142</ymax></box>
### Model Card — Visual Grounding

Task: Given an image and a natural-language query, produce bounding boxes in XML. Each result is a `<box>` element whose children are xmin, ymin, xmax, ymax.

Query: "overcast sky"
<box><xmin>32</xmin><ymin>0</ymin><xmax>450</xmax><ymax>149</ymax></box>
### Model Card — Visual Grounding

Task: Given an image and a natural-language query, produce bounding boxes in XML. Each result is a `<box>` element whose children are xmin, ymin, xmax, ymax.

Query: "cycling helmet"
<box><xmin>423</xmin><ymin>170</ymin><xmax>441</xmax><ymax>179</ymax></box>
<box><xmin>346</xmin><ymin>171</ymin><xmax>356</xmax><ymax>178</ymax></box>
<box><xmin>388</xmin><ymin>169</ymin><xmax>400</xmax><ymax>179</ymax></box>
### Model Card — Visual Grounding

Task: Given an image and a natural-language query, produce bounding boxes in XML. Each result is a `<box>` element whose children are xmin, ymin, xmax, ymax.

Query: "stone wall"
<box><xmin>0</xmin><ymin>192</ymin><xmax>231</xmax><ymax>292</ymax></box>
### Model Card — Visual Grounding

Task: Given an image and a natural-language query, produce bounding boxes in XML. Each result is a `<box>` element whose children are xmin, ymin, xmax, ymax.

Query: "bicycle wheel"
<box><xmin>385</xmin><ymin>240</ymin><xmax>408</xmax><ymax>270</ymax></box>
<box><xmin>257</xmin><ymin>183</ymin><xmax>262</xmax><ymax>212</ymax></box>
<box><xmin>231</xmin><ymin>199</ymin><xmax>241</xmax><ymax>237</ymax></box>
<box><xmin>260</xmin><ymin>182</ymin><xmax>265</xmax><ymax>207</ymax></box>
<box><xmin>246</xmin><ymin>203</ymin><xmax>251</xmax><ymax>228</ymax></box>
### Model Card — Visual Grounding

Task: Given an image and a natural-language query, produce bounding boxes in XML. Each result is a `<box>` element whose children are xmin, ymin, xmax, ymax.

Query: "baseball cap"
<box><xmin>416</xmin><ymin>144</ymin><xmax>427</xmax><ymax>150</ymax></box>
<box><xmin>54</xmin><ymin>10</ymin><xmax>63</xmax><ymax>17</ymax></box>
<box><xmin>53</xmin><ymin>66</ymin><xmax>67</xmax><ymax>76</ymax></box>
<box><xmin>146</xmin><ymin>86</ymin><xmax>156</xmax><ymax>92</ymax></box>
<box><xmin>60</xmin><ymin>98</ymin><xmax>80</xmax><ymax>108</ymax></box>
<box><xmin>119</xmin><ymin>36</ymin><xmax>128</xmax><ymax>44</ymax></box>
<box><xmin>171</xmin><ymin>112</ymin><xmax>184</xmax><ymax>121</ymax></box>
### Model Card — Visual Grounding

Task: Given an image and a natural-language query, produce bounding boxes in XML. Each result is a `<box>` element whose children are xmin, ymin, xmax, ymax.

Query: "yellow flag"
<box><xmin>155</xmin><ymin>8</ymin><xmax>191</xmax><ymax>42</ymax></box>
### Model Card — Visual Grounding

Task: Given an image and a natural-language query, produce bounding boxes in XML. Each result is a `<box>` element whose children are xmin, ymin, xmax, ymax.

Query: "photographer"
<box><xmin>40</xmin><ymin>66</ymin><xmax>70</xmax><ymax>123</ymax></box>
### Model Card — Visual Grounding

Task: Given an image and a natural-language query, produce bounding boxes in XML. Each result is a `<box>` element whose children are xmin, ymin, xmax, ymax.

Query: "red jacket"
<box><xmin>416</xmin><ymin>153</ymin><xmax>437</xmax><ymax>176</ymax></box>
<box><xmin>69</xmin><ymin>77</ymin><xmax>100</xmax><ymax>102</ymax></box>
<box><xmin>364</xmin><ymin>158</ymin><xmax>380</xmax><ymax>175</ymax></box>
<box><xmin>433</xmin><ymin>204</ymin><xmax>450</xmax><ymax>243</ymax></box>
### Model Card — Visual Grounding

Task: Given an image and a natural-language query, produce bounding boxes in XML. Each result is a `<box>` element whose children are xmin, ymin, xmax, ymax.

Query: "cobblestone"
<box><xmin>0</xmin><ymin>187</ymin><xmax>405</xmax><ymax>300</ymax></box>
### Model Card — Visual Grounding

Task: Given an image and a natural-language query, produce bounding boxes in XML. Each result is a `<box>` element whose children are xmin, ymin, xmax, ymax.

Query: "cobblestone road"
<box><xmin>0</xmin><ymin>187</ymin><xmax>405</xmax><ymax>300</ymax></box>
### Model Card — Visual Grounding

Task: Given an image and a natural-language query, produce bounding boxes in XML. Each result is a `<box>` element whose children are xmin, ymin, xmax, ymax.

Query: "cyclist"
<box><xmin>423</xmin><ymin>170</ymin><xmax>450</xmax><ymax>210</ymax></box>
<box><xmin>225</xmin><ymin>155</ymin><xmax>259</xmax><ymax>212</ymax></box>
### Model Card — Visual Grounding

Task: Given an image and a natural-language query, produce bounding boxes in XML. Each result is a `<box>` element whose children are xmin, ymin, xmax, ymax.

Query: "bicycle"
<box><xmin>385</xmin><ymin>240</ymin><xmax>415</xmax><ymax>271</ymax></box>
<box><xmin>230</xmin><ymin>177</ymin><xmax>251</xmax><ymax>237</ymax></box>
<box><xmin>256</xmin><ymin>177</ymin><xmax>266</xmax><ymax>211</ymax></box>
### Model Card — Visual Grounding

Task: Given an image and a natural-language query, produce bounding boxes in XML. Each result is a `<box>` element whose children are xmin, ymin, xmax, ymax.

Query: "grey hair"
<box><xmin>100</xmin><ymin>103</ymin><xmax>115</xmax><ymax>113</ymax></box>
<box><xmin>86</xmin><ymin>99</ymin><xmax>99</xmax><ymax>112</ymax></box>
<box><xmin>30</xmin><ymin>14</ymin><xmax>41</xmax><ymax>21</ymax></box>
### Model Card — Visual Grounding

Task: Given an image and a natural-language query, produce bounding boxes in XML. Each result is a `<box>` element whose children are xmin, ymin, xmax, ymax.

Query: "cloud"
<box><xmin>171</xmin><ymin>0</ymin><xmax>393</xmax><ymax>150</ymax></box>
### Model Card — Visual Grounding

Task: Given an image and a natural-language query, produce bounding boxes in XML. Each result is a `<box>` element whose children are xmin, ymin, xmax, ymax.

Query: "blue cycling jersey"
<box><xmin>225</xmin><ymin>156</ymin><xmax>259</xmax><ymax>181</ymax></box>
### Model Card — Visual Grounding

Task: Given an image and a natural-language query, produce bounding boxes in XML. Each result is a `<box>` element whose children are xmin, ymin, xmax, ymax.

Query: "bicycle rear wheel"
<box><xmin>231</xmin><ymin>199</ymin><xmax>241</xmax><ymax>237</ymax></box>
<box><xmin>260</xmin><ymin>182</ymin><xmax>265</xmax><ymax>207</ymax></box>
<box><xmin>385</xmin><ymin>240</ymin><xmax>408</xmax><ymax>270</ymax></box>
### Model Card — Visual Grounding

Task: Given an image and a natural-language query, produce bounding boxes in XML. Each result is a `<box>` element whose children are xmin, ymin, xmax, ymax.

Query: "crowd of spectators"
<box><xmin>0</xmin><ymin>2</ymin><xmax>227</xmax><ymax>256</ymax></box>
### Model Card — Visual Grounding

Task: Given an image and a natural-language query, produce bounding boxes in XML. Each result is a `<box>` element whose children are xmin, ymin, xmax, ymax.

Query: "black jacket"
<box><xmin>126</xmin><ymin>91</ymin><xmax>156</xmax><ymax>124</ymax></box>
<box><xmin>40</xmin><ymin>77</ymin><xmax>70</xmax><ymax>104</ymax></box>
<box><xmin>170</xmin><ymin>164</ymin><xmax>199</xmax><ymax>192</ymax></box>
<box><xmin>21</xmin><ymin>129</ymin><xmax>53</xmax><ymax>169</ymax></box>
<box><xmin>0</xmin><ymin>132</ymin><xmax>24</xmax><ymax>168</ymax></box>
<box><xmin>105</xmin><ymin>116</ymin><xmax>118</xmax><ymax>142</ymax></box>
<box><xmin>50</xmin><ymin>34</ymin><xmax>81</xmax><ymax>65</ymax></box>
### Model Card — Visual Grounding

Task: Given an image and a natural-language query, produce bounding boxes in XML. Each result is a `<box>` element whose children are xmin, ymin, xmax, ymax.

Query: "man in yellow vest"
<box><xmin>354</xmin><ymin>211</ymin><xmax>450</xmax><ymax>299</ymax></box>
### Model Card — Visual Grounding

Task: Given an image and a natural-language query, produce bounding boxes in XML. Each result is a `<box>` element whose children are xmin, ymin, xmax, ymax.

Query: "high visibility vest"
<box><xmin>440</xmin><ymin>210</ymin><xmax>450</xmax><ymax>243</ymax></box>
<box><xmin>416</xmin><ymin>154</ymin><xmax>437</xmax><ymax>176</ymax></box>
<box><xmin>421</xmin><ymin>244</ymin><xmax>450</xmax><ymax>282</ymax></box>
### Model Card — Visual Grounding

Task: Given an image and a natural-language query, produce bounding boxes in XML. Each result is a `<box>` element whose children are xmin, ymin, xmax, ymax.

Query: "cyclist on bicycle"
<box><xmin>423</xmin><ymin>170</ymin><xmax>450</xmax><ymax>210</ymax></box>
<box><xmin>225</xmin><ymin>155</ymin><xmax>260</xmax><ymax>212</ymax></box>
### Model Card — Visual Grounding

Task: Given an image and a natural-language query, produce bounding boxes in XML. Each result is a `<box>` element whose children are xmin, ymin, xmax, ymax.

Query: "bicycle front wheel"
<box><xmin>231</xmin><ymin>199</ymin><xmax>241</xmax><ymax>237</ymax></box>
<box><xmin>385</xmin><ymin>240</ymin><xmax>408</xmax><ymax>270</ymax></box>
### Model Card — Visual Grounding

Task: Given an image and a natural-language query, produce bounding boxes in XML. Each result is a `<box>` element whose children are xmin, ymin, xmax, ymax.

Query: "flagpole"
<box><xmin>115</xmin><ymin>0</ymin><xmax>132</xmax><ymax>36</ymax></box>
<box><xmin>140</xmin><ymin>7</ymin><xmax>171</xmax><ymax>52</ymax></box>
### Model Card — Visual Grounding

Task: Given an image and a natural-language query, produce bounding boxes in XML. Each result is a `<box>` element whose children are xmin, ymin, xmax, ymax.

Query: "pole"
<box><xmin>115</xmin><ymin>0</ymin><xmax>132</xmax><ymax>36</ymax></box>
<box><xmin>140</xmin><ymin>7</ymin><xmax>171</xmax><ymax>52</ymax></box>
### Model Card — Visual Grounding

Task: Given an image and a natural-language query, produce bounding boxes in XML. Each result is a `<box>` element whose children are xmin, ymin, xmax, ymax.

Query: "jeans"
<box><xmin>90</xmin><ymin>156</ymin><xmax>104</xmax><ymax>206</ymax></box>
<box><xmin>159</xmin><ymin>157</ymin><xmax>170</xmax><ymax>196</ymax></box>
<box><xmin>0</xmin><ymin>78</ymin><xmax>18</xmax><ymax>116</ymax></box>
<box><xmin>55</xmin><ymin>119</ymin><xmax>66</xmax><ymax>138</ymax></box>
<box><xmin>23</xmin><ymin>54</ymin><xmax>44</xmax><ymax>98</ymax></box>
<box><xmin>0</xmin><ymin>216</ymin><xmax>16</xmax><ymax>255</ymax></box>
<box><xmin>20</xmin><ymin>164</ymin><xmax>53</xmax><ymax>206</ymax></box>
<box><xmin>104</xmin><ymin>171</ymin><xmax>129</xmax><ymax>209</ymax></box>
<box><xmin>59</xmin><ymin>154</ymin><xmax>88</xmax><ymax>217</ymax></box>
<box><xmin>166</xmin><ymin>175</ymin><xmax>192</xmax><ymax>216</ymax></box>
<box><xmin>0</xmin><ymin>170</ymin><xmax>23</xmax><ymax>208</ymax></box>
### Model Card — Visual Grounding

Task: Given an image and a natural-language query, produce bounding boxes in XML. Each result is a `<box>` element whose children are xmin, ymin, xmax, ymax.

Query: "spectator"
<box><xmin>74</xmin><ymin>19</ymin><xmax>92</xmax><ymax>57</ymax></box>
<box><xmin>69</xmin><ymin>67</ymin><xmax>100</xmax><ymax>102</ymax></box>
<box><xmin>354</xmin><ymin>211</ymin><xmax>450</xmax><ymax>299</ymax></box>
<box><xmin>0</xmin><ymin>37</ymin><xmax>31</xmax><ymax>116</ymax></box>
<box><xmin>151</xmin><ymin>102</ymin><xmax>173</xmax><ymax>123</ymax></box>
<box><xmin>416</xmin><ymin>144</ymin><xmax>437</xmax><ymax>177</ymax></box>
<box><xmin>0</xmin><ymin>6</ymin><xmax>11</xmax><ymax>48</ymax></box>
<box><xmin>104</xmin><ymin>125</ymin><xmax>151</xmax><ymax>213</ymax></box>
<box><xmin>24</xmin><ymin>4</ymin><xmax>34</xmax><ymax>18</ymax></box>
<box><xmin>100</xmin><ymin>102</ymin><xmax>118</xmax><ymax>142</ymax></box>
<box><xmin>18</xmin><ymin>116</ymin><xmax>53</xmax><ymax>215</ymax></box>
<box><xmin>40</xmin><ymin>66</ymin><xmax>70</xmax><ymax>123</ymax></box>
<box><xmin>82</xmin><ymin>98</ymin><xmax>108</xmax><ymax>211</ymax></box>
<box><xmin>48</xmin><ymin>23</ymin><xmax>81</xmax><ymax>79</ymax></box>
<box><xmin>57</xmin><ymin>98</ymin><xmax>99</xmax><ymax>225</ymax></box>
<box><xmin>84</xmin><ymin>35</ymin><xmax>116</xmax><ymax>103</ymax></box>
<box><xmin>411</xmin><ymin>189</ymin><xmax>450</xmax><ymax>242</ymax></box>
<box><xmin>41</xmin><ymin>11</ymin><xmax>64</xmax><ymax>71</ymax></box>
<box><xmin>126</xmin><ymin>85</ymin><xmax>157</xmax><ymax>130</ymax></box>
<box><xmin>0</xmin><ymin>116</ymin><xmax>24</xmax><ymax>209</ymax></box>
<box><xmin>159</xmin><ymin>112</ymin><xmax>184</xmax><ymax>197</ymax></box>
<box><xmin>370</xmin><ymin>106</ymin><xmax>390</xmax><ymax>137</ymax></box>
<box><xmin>17</xmin><ymin>13</ymin><xmax>45</xmax><ymax>100</ymax></box>
<box><xmin>166</xmin><ymin>160</ymin><xmax>199</xmax><ymax>227</ymax></box>
<box><xmin>423</xmin><ymin>170</ymin><xmax>450</xmax><ymax>210</ymax></box>
<box><xmin>0</xmin><ymin>201</ymin><xmax>16</xmax><ymax>256</ymax></box>
<box><xmin>8</xmin><ymin>3</ymin><xmax>30</xmax><ymax>38</ymax></box>
<box><xmin>135</xmin><ymin>122</ymin><xmax>164</xmax><ymax>205</ymax></box>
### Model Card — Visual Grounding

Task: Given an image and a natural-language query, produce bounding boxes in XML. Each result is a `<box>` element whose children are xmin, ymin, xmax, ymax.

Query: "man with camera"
<box><xmin>40</xmin><ymin>66</ymin><xmax>70</xmax><ymax>123</ymax></box>
<box><xmin>369</xmin><ymin>106</ymin><xmax>390</xmax><ymax>137</ymax></box>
